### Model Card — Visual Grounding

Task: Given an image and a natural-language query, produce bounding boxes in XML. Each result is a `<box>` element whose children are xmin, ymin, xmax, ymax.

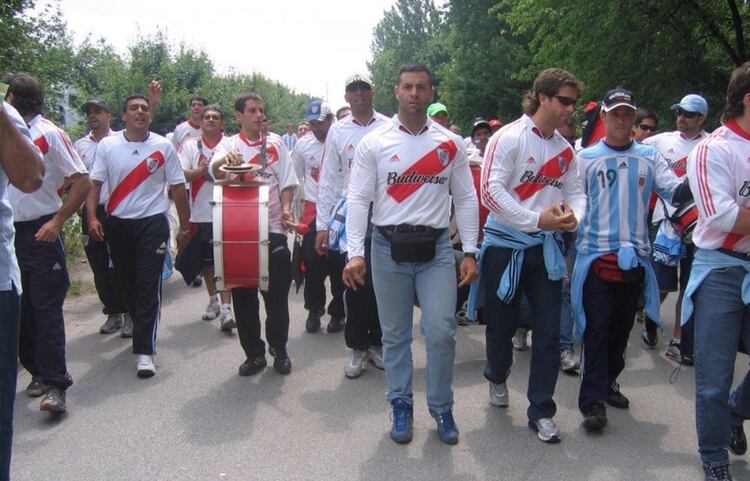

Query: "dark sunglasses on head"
<box><xmin>676</xmin><ymin>108</ymin><xmax>700</xmax><ymax>119</ymax></box>
<box><xmin>554</xmin><ymin>95</ymin><xmax>578</xmax><ymax>106</ymax></box>
<box><xmin>638</xmin><ymin>123</ymin><xmax>657</xmax><ymax>132</ymax></box>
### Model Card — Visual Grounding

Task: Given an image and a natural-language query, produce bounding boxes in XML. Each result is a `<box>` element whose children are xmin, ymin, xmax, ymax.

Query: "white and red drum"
<box><xmin>212</xmin><ymin>182</ymin><xmax>270</xmax><ymax>291</ymax></box>
<box><xmin>469</xmin><ymin>161</ymin><xmax>490</xmax><ymax>240</ymax></box>
<box><xmin>670</xmin><ymin>201</ymin><xmax>699</xmax><ymax>244</ymax></box>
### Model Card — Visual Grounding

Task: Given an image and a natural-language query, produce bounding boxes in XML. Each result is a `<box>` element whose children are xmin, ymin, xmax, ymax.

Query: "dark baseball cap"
<box><xmin>81</xmin><ymin>99</ymin><xmax>110</xmax><ymax>113</ymax></box>
<box><xmin>471</xmin><ymin>117</ymin><xmax>491</xmax><ymax>136</ymax></box>
<box><xmin>601</xmin><ymin>89</ymin><xmax>636</xmax><ymax>112</ymax></box>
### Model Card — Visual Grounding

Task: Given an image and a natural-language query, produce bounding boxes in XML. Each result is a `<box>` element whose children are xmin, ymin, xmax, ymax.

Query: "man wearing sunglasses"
<box><xmin>641</xmin><ymin>94</ymin><xmax>708</xmax><ymax>366</ymax></box>
<box><xmin>632</xmin><ymin>109</ymin><xmax>659</xmax><ymax>142</ymax></box>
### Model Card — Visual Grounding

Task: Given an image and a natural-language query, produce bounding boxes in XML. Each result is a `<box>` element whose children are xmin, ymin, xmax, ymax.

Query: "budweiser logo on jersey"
<box><xmin>669</xmin><ymin>156</ymin><xmax>687</xmax><ymax>176</ymax></box>
<box><xmin>519</xmin><ymin>170</ymin><xmax>563</xmax><ymax>189</ymax></box>
<box><xmin>386</xmin><ymin>171</ymin><xmax>448</xmax><ymax>186</ymax></box>
<box><xmin>514</xmin><ymin>147</ymin><xmax>573</xmax><ymax>200</ymax></box>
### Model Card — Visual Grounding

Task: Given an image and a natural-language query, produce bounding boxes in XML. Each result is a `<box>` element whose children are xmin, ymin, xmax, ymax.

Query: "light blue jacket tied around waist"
<box><xmin>571</xmin><ymin>246</ymin><xmax>661</xmax><ymax>341</ymax></box>
<box><xmin>467</xmin><ymin>218</ymin><xmax>567</xmax><ymax>321</ymax></box>
<box><xmin>681</xmin><ymin>248</ymin><xmax>750</xmax><ymax>326</ymax></box>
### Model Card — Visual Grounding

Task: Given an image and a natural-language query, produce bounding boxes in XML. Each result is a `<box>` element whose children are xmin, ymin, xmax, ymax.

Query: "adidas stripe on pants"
<box><xmin>105</xmin><ymin>213</ymin><xmax>169</xmax><ymax>355</ymax></box>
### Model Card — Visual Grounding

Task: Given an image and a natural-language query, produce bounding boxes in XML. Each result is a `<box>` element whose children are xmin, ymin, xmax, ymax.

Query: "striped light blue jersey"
<box><xmin>576</xmin><ymin>140</ymin><xmax>681</xmax><ymax>257</ymax></box>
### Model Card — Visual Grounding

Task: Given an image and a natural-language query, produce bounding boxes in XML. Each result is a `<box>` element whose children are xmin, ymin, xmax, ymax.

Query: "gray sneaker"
<box><xmin>120</xmin><ymin>313</ymin><xmax>133</xmax><ymax>338</ymax></box>
<box><xmin>529</xmin><ymin>417</ymin><xmax>561</xmax><ymax>443</ymax></box>
<box><xmin>219</xmin><ymin>308</ymin><xmax>236</xmax><ymax>331</ymax></box>
<box><xmin>560</xmin><ymin>348</ymin><xmax>580</xmax><ymax>374</ymax></box>
<box><xmin>489</xmin><ymin>381</ymin><xmax>509</xmax><ymax>407</ymax></box>
<box><xmin>202</xmin><ymin>297</ymin><xmax>220</xmax><ymax>321</ymax></box>
<box><xmin>99</xmin><ymin>313</ymin><xmax>124</xmax><ymax>334</ymax></box>
<box><xmin>345</xmin><ymin>349</ymin><xmax>368</xmax><ymax>378</ymax></box>
<box><xmin>367</xmin><ymin>345</ymin><xmax>384</xmax><ymax>370</ymax></box>
<box><xmin>512</xmin><ymin>328</ymin><xmax>529</xmax><ymax>351</ymax></box>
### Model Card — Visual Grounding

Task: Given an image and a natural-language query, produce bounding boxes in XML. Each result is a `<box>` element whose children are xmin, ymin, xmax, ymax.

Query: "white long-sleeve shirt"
<box><xmin>480</xmin><ymin>114</ymin><xmax>586</xmax><ymax>232</ymax></box>
<box><xmin>316</xmin><ymin>112</ymin><xmax>388</xmax><ymax>231</ymax></box>
<box><xmin>291</xmin><ymin>131</ymin><xmax>324</xmax><ymax>204</ymax></box>
<box><xmin>347</xmin><ymin>116</ymin><xmax>479</xmax><ymax>258</ymax></box>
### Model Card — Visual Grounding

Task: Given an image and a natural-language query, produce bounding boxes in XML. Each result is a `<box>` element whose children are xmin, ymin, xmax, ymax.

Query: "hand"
<box><xmin>176</xmin><ymin>230</ymin><xmax>188</xmax><ymax>253</ymax></box>
<box><xmin>88</xmin><ymin>218</ymin><xmax>105</xmax><ymax>241</ymax></box>
<box><xmin>281</xmin><ymin>209</ymin><xmax>295</xmax><ymax>230</ymax></box>
<box><xmin>34</xmin><ymin>217</ymin><xmax>63</xmax><ymax>242</ymax></box>
<box><xmin>315</xmin><ymin>230</ymin><xmax>329</xmax><ymax>256</ymax></box>
<box><xmin>224</xmin><ymin>149</ymin><xmax>243</xmax><ymax>166</ymax></box>
<box><xmin>537</xmin><ymin>202</ymin><xmax>577</xmax><ymax>232</ymax></box>
<box><xmin>147</xmin><ymin>80</ymin><xmax>163</xmax><ymax>101</ymax></box>
<box><xmin>342</xmin><ymin>256</ymin><xmax>366</xmax><ymax>289</ymax></box>
<box><xmin>457</xmin><ymin>256</ymin><xmax>479</xmax><ymax>287</ymax></box>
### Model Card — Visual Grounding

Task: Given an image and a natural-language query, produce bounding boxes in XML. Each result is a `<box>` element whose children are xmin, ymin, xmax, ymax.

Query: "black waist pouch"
<box><xmin>377</xmin><ymin>226</ymin><xmax>445</xmax><ymax>263</ymax></box>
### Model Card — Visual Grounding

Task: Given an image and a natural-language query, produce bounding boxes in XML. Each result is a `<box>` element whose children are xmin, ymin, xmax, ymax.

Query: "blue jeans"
<box><xmin>483</xmin><ymin>244</ymin><xmax>561</xmax><ymax>421</ymax></box>
<box><xmin>0</xmin><ymin>287</ymin><xmax>20</xmax><ymax>481</ymax></box>
<box><xmin>370</xmin><ymin>230</ymin><xmax>457</xmax><ymax>413</ymax></box>
<box><xmin>693</xmin><ymin>266</ymin><xmax>750</xmax><ymax>468</ymax></box>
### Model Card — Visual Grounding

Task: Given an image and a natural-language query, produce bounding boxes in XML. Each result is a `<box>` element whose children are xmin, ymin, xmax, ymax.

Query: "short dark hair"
<box><xmin>6</xmin><ymin>72</ymin><xmax>44</xmax><ymax>117</ymax></box>
<box><xmin>234</xmin><ymin>92</ymin><xmax>263</xmax><ymax>113</ymax></box>
<box><xmin>635</xmin><ymin>108</ymin><xmax>658</xmax><ymax>126</ymax></box>
<box><xmin>190</xmin><ymin>95</ymin><xmax>208</xmax><ymax>107</ymax></box>
<box><xmin>202</xmin><ymin>104</ymin><xmax>224</xmax><ymax>120</ymax></box>
<box><xmin>335</xmin><ymin>105</ymin><xmax>351</xmax><ymax>119</ymax></box>
<box><xmin>396</xmin><ymin>62</ymin><xmax>434</xmax><ymax>87</ymax></box>
<box><xmin>122</xmin><ymin>94</ymin><xmax>149</xmax><ymax>113</ymax></box>
<box><xmin>522</xmin><ymin>68</ymin><xmax>582</xmax><ymax>115</ymax></box>
<box><xmin>724</xmin><ymin>61</ymin><xmax>750</xmax><ymax>121</ymax></box>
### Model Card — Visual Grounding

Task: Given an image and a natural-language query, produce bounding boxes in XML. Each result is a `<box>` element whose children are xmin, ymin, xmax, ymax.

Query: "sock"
<box><xmin>221</xmin><ymin>303</ymin><xmax>231</xmax><ymax>311</ymax></box>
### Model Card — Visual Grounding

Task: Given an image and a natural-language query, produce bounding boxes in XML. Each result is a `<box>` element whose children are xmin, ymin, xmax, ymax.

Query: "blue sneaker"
<box><xmin>390</xmin><ymin>398</ymin><xmax>413</xmax><ymax>444</ymax></box>
<box><xmin>430</xmin><ymin>409</ymin><xmax>459</xmax><ymax>445</ymax></box>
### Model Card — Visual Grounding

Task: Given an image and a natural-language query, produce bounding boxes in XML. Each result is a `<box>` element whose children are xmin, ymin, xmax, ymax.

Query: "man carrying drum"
<box><xmin>210</xmin><ymin>92</ymin><xmax>298</xmax><ymax>377</ymax></box>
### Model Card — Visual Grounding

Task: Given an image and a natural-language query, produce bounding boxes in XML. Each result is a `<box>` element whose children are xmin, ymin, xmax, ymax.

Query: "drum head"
<box><xmin>220</xmin><ymin>163</ymin><xmax>263</xmax><ymax>173</ymax></box>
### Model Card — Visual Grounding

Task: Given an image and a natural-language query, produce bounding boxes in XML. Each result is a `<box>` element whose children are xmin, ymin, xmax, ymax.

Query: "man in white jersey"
<box><xmin>682</xmin><ymin>62</ymin><xmax>750</xmax><ymax>481</ymax></box>
<box><xmin>281</xmin><ymin>122</ymin><xmax>297</xmax><ymax>151</ymax></box>
<box><xmin>6</xmin><ymin>73</ymin><xmax>91</xmax><ymax>413</ymax></box>
<box><xmin>641</xmin><ymin>94</ymin><xmax>708</xmax><ymax>365</ymax></box>
<box><xmin>571</xmin><ymin>89</ymin><xmax>688</xmax><ymax>432</ymax></box>
<box><xmin>292</xmin><ymin>100</ymin><xmax>344</xmax><ymax>333</ymax></box>
<box><xmin>473</xmin><ymin>68</ymin><xmax>586</xmax><ymax>443</ymax></box>
<box><xmin>0</xmin><ymin>98</ymin><xmax>45</xmax><ymax>481</ymax></box>
<box><xmin>315</xmin><ymin>73</ymin><xmax>389</xmax><ymax>378</ymax></box>
<box><xmin>210</xmin><ymin>92</ymin><xmax>298</xmax><ymax>377</ymax></box>
<box><xmin>75</xmin><ymin>99</ymin><xmax>130</xmax><ymax>336</ymax></box>
<box><xmin>172</xmin><ymin>95</ymin><xmax>207</xmax><ymax>153</ymax></box>
<box><xmin>179</xmin><ymin>105</ymin><xmax>235</xmax><ymax>331</ymax></box>
<box><xmin>344</xmin><ymin>63</ymin><xmax>479</xmax><ymax>445</ymax></box>
<box><xmin>88</xmin><ymin>94</ymin><xmax>190</xmax><ymax>378</ymax></box>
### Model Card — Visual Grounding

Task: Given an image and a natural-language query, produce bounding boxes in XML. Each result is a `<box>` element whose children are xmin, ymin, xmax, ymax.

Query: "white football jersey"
<box><xmin>171</xmin><ymin>119</ymin><xmax>201</xmax><ymax>153</ymax></box>
<box><xmin>292</xmin><ymin>131</ymin><xmax>325</xmax><ymax>204</ymax></box>
<box><xmin>74</xmin><ymin>129</ymin><xmax>118</xmax><ymax>203</ymax></box>
<box><xmin>180</xmin><ymin>134</ymin><xmax>229</xmax><ymax>223</ymax></box>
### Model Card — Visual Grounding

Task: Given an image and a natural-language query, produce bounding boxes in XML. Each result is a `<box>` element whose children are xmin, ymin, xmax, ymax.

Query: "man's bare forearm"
<box><xmin>0</xmin><ymin>106</ymin><xmax>44</xmax><ymax>192</ymax></box>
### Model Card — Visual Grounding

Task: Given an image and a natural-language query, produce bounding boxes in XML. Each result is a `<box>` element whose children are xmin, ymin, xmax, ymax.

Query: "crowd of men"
<box><xmin>1</xmin><ymin>60</ymin><xmax>750</xmax><ymax>481</ymax></box>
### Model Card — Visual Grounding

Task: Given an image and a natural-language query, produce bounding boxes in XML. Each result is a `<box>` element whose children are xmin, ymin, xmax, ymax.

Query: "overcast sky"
<box><xmin>39</xmin><ymin>0</ymin><xmax>396</xmax><ymax>109</ymax></box>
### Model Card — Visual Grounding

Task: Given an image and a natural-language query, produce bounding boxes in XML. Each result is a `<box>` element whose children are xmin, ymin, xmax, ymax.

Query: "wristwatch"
<box><xmin>464</xmin><ymin>252</ymin><xmax>477</xmax><ymax>259</ymax></box>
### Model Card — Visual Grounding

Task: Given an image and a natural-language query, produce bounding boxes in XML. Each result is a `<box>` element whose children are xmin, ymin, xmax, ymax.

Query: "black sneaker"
<box><xmin>305</xmin><ymin>309</ymin><xmax>323</xmax><ymax>333</ymax></box>
<box><xmin>238</xmin><ymin>356</ymin><xmax>267</xmax><ymax>376</ymax></box>
<box><xmin>731</xmin><ymin>422</ymin><xmax>747</xmax><ymax>455</ymax></box>
<box><xmin>40</xmin><ymin>388</ymin><xmax>66</xmax><ymax>413</ymax></box>
<box><xmin>26</xmin><ymin>376</ymin><xmax>48</xmax><ymax>398</ymax></box>
<box><xmin>327</xmin><ymin>316</ymin><xmax>345</xmax><ymax>333</ymax></box>
<box><xmin>271</xmin><ymin>348</ymin><xmax>292</xmax><ymax>375</ymax></box>
<box><xmin>606</xmin><ymin>382</ymin><xmax>630</xmax><ymax>409</ymax></box>
<box><xmin>582</xmin><ymin>402</ymin><xmax>607</xmax><ymax>431</ymax></box>
<box><xmin>704</xmin><ymin>464</ymin><xmax>732</xmax><ymax>481</ymax></box>
<box><xmin>641</xmin><ymin>321</ymin><xmax>658</xmax><ymax>348</ymax></box>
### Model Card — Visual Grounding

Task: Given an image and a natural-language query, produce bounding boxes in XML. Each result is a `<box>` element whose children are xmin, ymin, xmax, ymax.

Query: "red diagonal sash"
<box><xmin>514</xmin><ymin>147</ymin><xmax>573</xmax><ymax>200</ymax></box>
<box><xmin>34</xmin><ymin>136</ymin><xmax>49</xmax><ymax>155</ymax></box>
<box><xmin>107</xmin><ymin>151</ymin><xmax>165</xmax><ymax>214</ymax></box>
<box><xmin>386</xmin><ymin>140</ymin><xmax>457</xmax><ymax>203</ymax></box>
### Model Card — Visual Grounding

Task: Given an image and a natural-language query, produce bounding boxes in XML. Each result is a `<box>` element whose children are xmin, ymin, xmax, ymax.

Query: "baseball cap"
<box><xmin>601</xmin><ymin>88</ymin><xmax>636</xmax><ymax>112</ymax></box>
<box><xmin>488</xmin><ymin>118</ymin><xmax>503</xmax><ymax>128</ymax></box>
<box><xmin>81</xmin><ymin>99</ymin><xmax>110</xmax><ymax>113</ymax></box>
<box><xmin>471</xmin><ymin>117</ymin><xmax>491</xmax><ymax>136</ymax></box>
<box><xmin>305</xmin><ymin>99</ymin><xmax>332</xmax><ymax>122</ymax></box>
<box><xmin>671</xmin><ymin>94</ymin><xmax>708</xmax><ymax>116</ymax></box>
<box><xmin>427</xmin><ymin>102</ymin><xmax>448</xmax><ymax>117</ymax></box>
<box><xmin>345</xmin><ymin>73</ymin><xmax>372</xmax><ymax>90</ymax></box>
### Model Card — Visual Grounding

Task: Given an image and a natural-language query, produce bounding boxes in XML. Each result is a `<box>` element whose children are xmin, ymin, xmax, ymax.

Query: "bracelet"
<box><xmin>87</xmin><ymin>216</ymin><xmax>98</xmax><ymax>224</ymax></box>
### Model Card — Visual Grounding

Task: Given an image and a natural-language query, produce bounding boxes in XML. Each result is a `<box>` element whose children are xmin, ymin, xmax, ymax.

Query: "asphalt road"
<box><xmin>10</xmin><ymin>269</ymin><xmax>750</xmax><ymax>481</ymax></box>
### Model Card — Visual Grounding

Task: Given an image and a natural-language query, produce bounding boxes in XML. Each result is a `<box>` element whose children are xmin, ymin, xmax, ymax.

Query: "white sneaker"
<box><xmin>220</xmin><ymin>308</ymin><xmax>236</xmax><ymax>331</ymax></box>
<box><xmin>136</xmin><ymin>354</ymin><xmax>155</xmax><ymax>378</ymax></box>
<box><xmin>489</xmin><ymin>381</ymin><xmax>509</xmax><ymax>407</ymax></box>
<box><xmin>529</xmin><ymin>417</ymin><xmax>561</xmax><ymax>443</ymax></box>
<box><xmin>367</xmin><ymin>345</ymin><xmax>384</xmax><ymax>370</ymax></box>
<box><xmin>202</xmin><ymin>297</ymin><xmax>220</xmax><ymax>321</ymax></box>
<box><xmin>512</xmin><ymin>328</ymin><xmax>529</xmax><ymax>351</ymax></box>
<box><xmin>345</xmin><ymin>349</ymin><xmax>369</xmax><ymax>378</ymax></box>
<box><xmin>560</xmin><ymin>348</ymin><xmax>580</xmax><ymax>373</ymax></box>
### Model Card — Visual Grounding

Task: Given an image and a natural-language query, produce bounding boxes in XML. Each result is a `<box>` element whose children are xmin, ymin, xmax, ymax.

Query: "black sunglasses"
<box><xmin>554</xmin><ymin>95</ymin><xmax>578</xmax><ymax>107</ymax></box>
<box><xmin>676</xmin><ymin>108</ymin><xmax>700</xmax><ymax>119</ymax></box>
<box><xmin>638</xmin><ymin>123</ymin><xmax>657</xmax><ymax>132</ymax></box>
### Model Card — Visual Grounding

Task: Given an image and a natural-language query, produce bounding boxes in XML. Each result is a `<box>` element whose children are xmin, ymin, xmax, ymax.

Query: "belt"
<box><xmin>378</xmin><ymin>224</ymin><xmax>444</xmax><ymax>234</ymax></box>
<box><xmin>717</xmin><ymin>248</ymin><xmax>750</xmax><ymax>260</ymax></box>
